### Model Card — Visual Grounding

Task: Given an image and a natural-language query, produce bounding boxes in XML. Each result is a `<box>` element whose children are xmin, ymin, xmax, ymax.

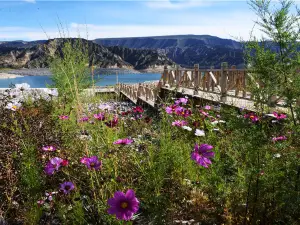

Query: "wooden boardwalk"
<box><xmin>117</xmin><ymin>63</ymin><xmax>289</xmax><ymax>112</ymax></box>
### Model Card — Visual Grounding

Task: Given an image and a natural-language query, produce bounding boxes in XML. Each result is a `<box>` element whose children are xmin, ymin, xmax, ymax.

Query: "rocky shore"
<box><xmin>0</xmin><ymin>72</ymin><xmax>24</xmax><ymax>79</ymax></box>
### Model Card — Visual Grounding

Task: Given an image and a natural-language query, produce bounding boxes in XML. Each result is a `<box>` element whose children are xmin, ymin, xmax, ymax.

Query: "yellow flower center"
<box><xmin>121</xmin><ymin>202</ymin><xmax>128</xmax><ymax>209</ymax></box>
<box><xmin>12</xmin><ymin>105</ymin><xmax>17</xmax><ymax>110</ymax></box>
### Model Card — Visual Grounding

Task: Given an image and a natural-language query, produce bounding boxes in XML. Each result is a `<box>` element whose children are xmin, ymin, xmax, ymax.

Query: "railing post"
<box><xmin>210</xmin><ymin>66</ymin><xmax>214</xmax><ymax>92</ymax></box>
<box><xmin>163</xmin><ymin>65</ymin><xmax>168</xmax><ymax>86</ymax></box>
<box><xmin>194</xmin><ymin>64</ymin><xmax>199</xmax><ymax>95</ymax></box>
<box><xmin>220</xmin><ymin>62</ymin><xmax>228</xmax><ymax>102</ymax></box>
<box><xmin>137</xmin><ymin>83</ymin><xmax>142</xmax><ymax>98</ymax></box>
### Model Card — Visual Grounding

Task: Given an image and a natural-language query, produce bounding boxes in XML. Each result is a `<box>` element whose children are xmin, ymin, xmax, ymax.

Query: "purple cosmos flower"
<box><xmin>44</xmin><ymin>157</ymin><xmax>68</xmax><ymax>175</ymax></box>
<box><xmin>272</xmin><ymin>136</ymin><xmax>287</xmax><ymax>142</ymax></box>
<box><xmin>94</xmin><ymin>112</ymin><xmax>106</xmax><ymax>121</ymax></box>
<box><xmin>191</xmin><ymin>144</ymin><xmax>215</xmax><ymax>168</ymax></box>
<box><xmin>172</xmin><ymin>120</ymin><xmax>188</xmax><ymax>127</ymax></box>
<box><xmin>59</xmin><ymin>115</ymin><xmax>69</xmax><ymax>120</ymax></box>
<box><xmin>86</xmin><ymin>156</ymin><xmax>102</xmax><ymax>170</ymax></box>
<box><xmin>60</xmin><ymin>181</ymin><xmax>75</xmax><ymax>194</ymax></box>
<box><xmin>42</xmin><ymin>145</ymin><xmax>56</xmax><ymax>152</ymax></box>
<box><xmin>107</xmin><ymin>189</ymin><xmax>139</xmax><ymax>221</ymax></box>
<box><xmin>113</xmin><ymin>138</ymin><xmax>134</xmax><ymax>145</ymax></box>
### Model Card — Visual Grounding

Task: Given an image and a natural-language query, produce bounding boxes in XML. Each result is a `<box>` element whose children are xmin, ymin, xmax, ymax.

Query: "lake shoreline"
<box><xmin>0</xmin><ymin>72</ymin><xmax>24</xmax><ymax>79</ymax></box>
<box><xmin>1</xmin><ymin>67</ymin><xmax>164</xmax><ymax>77</ymax></box>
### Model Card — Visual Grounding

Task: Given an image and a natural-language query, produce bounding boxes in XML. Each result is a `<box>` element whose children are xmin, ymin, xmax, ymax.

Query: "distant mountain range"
<box><xmin>0</xmin><ymin>35</ymin><xmax>246</xmax><ymax>70</ymax></box>
<box><xmin>95</xmin><ymin>35</ymin><xmax>245</xmax><ymax>68</ymax></box>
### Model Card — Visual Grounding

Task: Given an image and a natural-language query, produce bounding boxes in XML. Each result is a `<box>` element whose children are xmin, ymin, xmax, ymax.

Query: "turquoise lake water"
<box><xmin>0</xmin><ymin>73</ymin><xmax>161</xmax><ymax>88</ymax></box>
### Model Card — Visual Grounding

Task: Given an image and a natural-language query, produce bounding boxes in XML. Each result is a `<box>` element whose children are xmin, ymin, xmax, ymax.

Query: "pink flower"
<box><xmin>113</xmin><ymin>138</ymin><xmax>134</xmax><ymax>145</ymax></box>
<box><xmin>42</xmin><ymin>145</ymin><xmax>56</xmax><ymax>152</ymax></box>
<box><xmin>132</xmin><ymin>106</ymin><xmax>144</xmax><ymax>113</ymax></box>
<box><xmin>172</xmin><ymin>120</ymin><xmax>188</xmax><ymax>127</ymax></box>
<box><xmin>175</xmin><ymin>97</ymin><xmax>188</xmax><ymax>105</ymax></box>
<box><xmin>200</xmin><ymin>110</ymin><xmax>209</xmax><ymax>117</ymax></box>
<box><xmin>59</xmin><ymin>115</ymin><xmax>69</xmax><ymax>120</ymax></box>
<box><xmin>204</xmin><ymin>105</ymin><xmax>211</xmax><ymax>110</ymax></box>
<box><xmin>94</xmin><ymin>112</ymin><xmax>106</xmax><ymax>121</ymax></box>
<box><xmin>273</xmin><ymin>112</ymin><xmax>287</xmax><ymax>120</ymax></box>
<box><xmin>165</xmin><ymin>105</ymin><xmax>177</xmax><ymax>114</ymax></box>
<box><xmin>272</xmin><ymin>136</ymin><xmax>287</xmax><ymax>142</ymax></box>
<box><xmin>79</xmin><ymin>116</ymin><xmax>89</xmax><ymax>122</ymax></box>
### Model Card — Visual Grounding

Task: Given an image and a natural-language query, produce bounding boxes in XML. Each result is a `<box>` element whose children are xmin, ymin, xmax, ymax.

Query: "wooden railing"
<box><xmin>116</xmin><ymin>82</ymin><xmax>159</xmax><ymax>105</ymax></box>
<box><xmin>161</xmin><ymin>63</ymin><xmax>249</xmax><ymax>100</ymax></box>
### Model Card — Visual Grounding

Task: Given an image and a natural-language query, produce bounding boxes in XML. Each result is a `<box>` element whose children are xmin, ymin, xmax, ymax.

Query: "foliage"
<box><xmin>245</xmin><ymin>0</ymin><xmax>300</xmax><ymax>124</ymax></box>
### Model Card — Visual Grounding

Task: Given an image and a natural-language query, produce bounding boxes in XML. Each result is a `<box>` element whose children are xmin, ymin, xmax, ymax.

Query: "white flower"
<box><xmin>211</xmin><ymin>120</ymin><xmax>226</xmax><ymax>125</ymax></box>
<box><xmin>211</xmin><ymin>121</ymin><xmax>219</xmax><ymax>125</ymax></box>
<box><xmin>6</xmin><ymin>101</ymin><xmax>21</xmax><ymax>111</ymax></box>
<box><xmin>195</xmin><ymin>129</ymin><xmax>205</xmax><ymax>136</ymax></box>
<box><xmin>15</xmin><ymin>83</ymin><xmax>30</xmax><ymax>91</ymax></box>
<box><xmin>44</xmin><ymin>88</ymin><xmax>58</xmax><ymax>97</ymax></box>
<box><xmin>182</xmin><ymin>126</ymin><xmax>192</xmax><ymax>131</ymax></box>
<box><xmin>274</xmin><ymin>153</ymin><xmax>281</xmax><ymax>158</ymax></box>
<box><xmin>266</xmin><ymin>113</ymin><xmax>277</xmax><ymax>118</ymax></box>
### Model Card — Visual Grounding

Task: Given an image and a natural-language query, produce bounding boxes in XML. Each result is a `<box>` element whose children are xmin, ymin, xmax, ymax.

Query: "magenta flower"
<box><xmin>182</xmin><ymin>109</ymin><xmax>192</xmax><ymax>118</ymax></box>
<box><xmin>191</xmin><ymin>144</ymin><xmax>215</xmax><ymax>168</ymax></box>
<box><xmin>244</xmin><ymin>112</ymin><xmax>259</xmax><ymax>122</ymax></box>
<box><xmin>105</xmin><ymin>116</ymin><xmax>118</xmax><ymax>128</ymax></box>
<box><xmin>132</xmin><ymin>106</ymin><xmax>144</xmax><ymax>113</ymax></box>
<box><xmin>94</xmin><ymin>112</ymin><xmax>106</xmax><ymax>121</ymax></box>
<box><xmin>60</xmin><ymin>181</ymin><xmax>75</xmax><ymax>194</ymax></box>
<box><xmin>108</xmin><ymin>189</ymin><xmax>139</xmax><ymax>221</ymax></box>
<box><xmin>79</xmin><ymin>116</ymin><xmax>89</xmax><ymax>122</ymax></box>
<box><xmin>272</xmin><ymin>136</ymin><xmax>287</xmax><ymax>142</ymax></box>
<box><xmin>113</xmin><ymin>138</ymin><xmax>134</xmax><ymax>145</ymax></box>
<box><xmin>42</xmin><ymin>145</ymin><xmax>56</xmax><ymax>152</ymax></box>
<box><xmin>165</xmin><ymin>104</ymin><xmax>178</xmax><ymax>114</ymax></box>
<box><xmin>175</xmin><ymin>106</ymin><xmax>184</xmax><ymax>115</ymax></box>
<box><xmin>175</xmin><ymin>97</ymin><xmax>188</xmax><ymax>105</ymax></box>
<box><xmin>59</xmin><ymin>115</ymin><xmax>69</xmax><ymax>120</ymax></box>
<box><xmin>80</xmin><ymin>156</ymin><xmax>89</xmax><ymax>164</ymax></box>
<box><xmin>273</xmin><ymin>112</ymin><xmax>287</xmax><ymax>120</ymax></box>
<box><xmin>172</xmin><ymin>120</ymin><xmax>188</xmax><ymax>127</ymax></box>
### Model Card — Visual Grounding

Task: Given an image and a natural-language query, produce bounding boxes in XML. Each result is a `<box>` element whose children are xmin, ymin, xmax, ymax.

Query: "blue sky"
<box><xmin>0</xmin><ymin>0</ymin><xmax>299</xmax><ymax>41</ymax></box>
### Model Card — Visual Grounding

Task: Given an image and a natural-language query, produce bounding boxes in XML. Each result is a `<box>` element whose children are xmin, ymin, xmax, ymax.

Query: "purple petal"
<box><xmin>125</xmin><ymin>189</ymin><xmax>135</xmax><ymax>200</ymax></box>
